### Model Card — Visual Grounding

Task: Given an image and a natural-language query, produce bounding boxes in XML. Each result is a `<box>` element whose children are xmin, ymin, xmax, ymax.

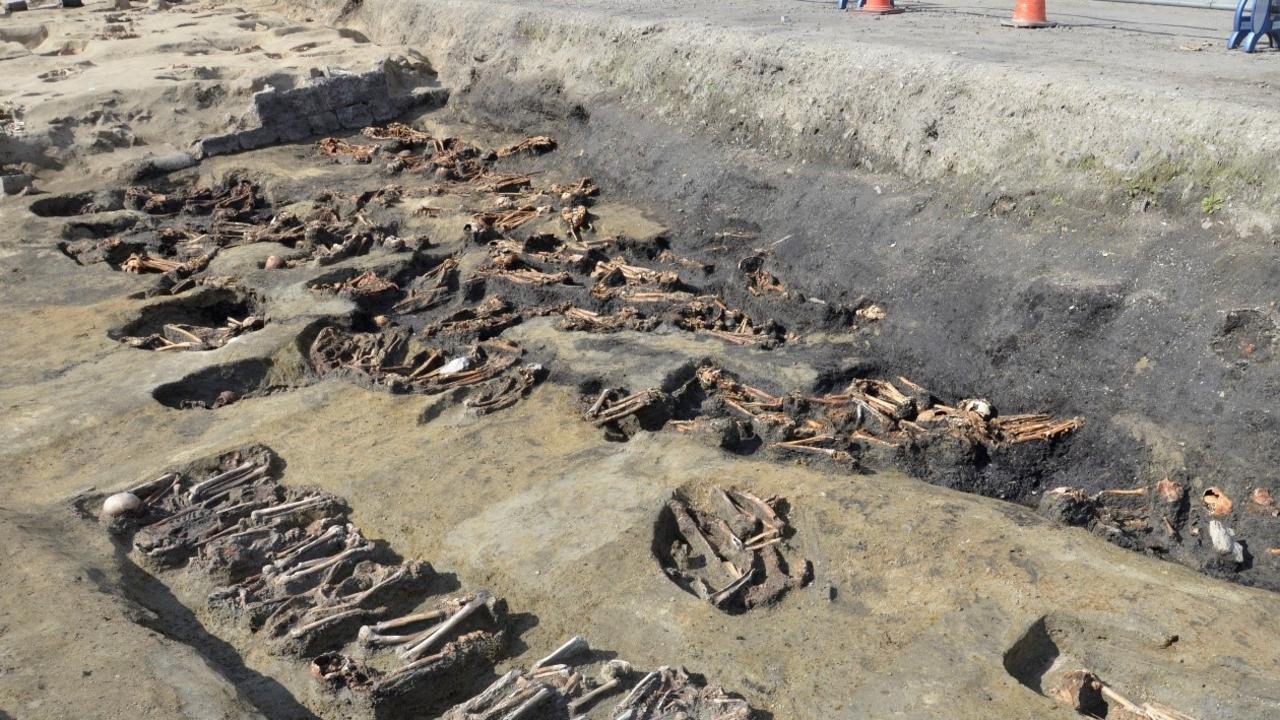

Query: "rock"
<box><xmin>122</xmin><ymin>151</ymin><xmax>199</xmax><ymax>180</ymax></box>
<box><xmin>336</xmin><ymin>103</ymin><xmax>373</xmax><ymax>129</ymax></box>
<box><xmin>264</xmin><ymin>255</ymin><xmax>286</xmax><ymax>270</ymax></box>
<box><xmin>194</xmin><ymin>132</ymin><xmax>242</xmax><ymax>159</ymax></box>
<box><xmin>236</xmin><ymin>125</ymin><xmax>280</xmax><ymax>151</ymax></box>
<box><xmin>0</xmin><ymin>41</ymin><xmax>30</xmax><ymax>61</ymax></box>
<box><xmin>1209</xmin><ymin>520</ymin><xmax>1245</xmax><ymax>564</ymax></box>
<box><xmin>1038</xmin><ymin>486</ymin><xmax>1097</xmax><ymax>527</ymax></box>
<box><xmin>306</xmin><ymin>111</ymin><xmax>340</xmax><ymax>136</ymax></box>
<box><xmin>1050</xmin><ymin>670</ymin><xmax>1107</xmax><ymax>717</ymax></box>
<box><xmin>0</xmin><ymin>173</ymin><xmax>32</xmax><ymax>196</ymax></box>
<box><xmin>437</xmin><ymin>357</ymin><xmax>473</xmax><ymax>377</ymax></box>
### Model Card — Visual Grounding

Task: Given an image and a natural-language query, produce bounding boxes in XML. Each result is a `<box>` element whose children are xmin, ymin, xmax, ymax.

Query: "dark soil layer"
<box><xmin>437</xmin><ymin>76</ymin><xmax>1280</xmax><ymax>591</ymax></box>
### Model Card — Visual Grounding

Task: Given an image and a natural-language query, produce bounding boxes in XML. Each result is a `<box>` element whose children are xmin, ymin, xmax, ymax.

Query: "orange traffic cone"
<box><xmin>1003</xmin><ymin>0</ymin><xmax>1054</xmax><ymax>27</ymax></box>
<box><xmin>855</xmin><ymin>0</ymin><xmax>904</xmax><ymax>15</ymax></box>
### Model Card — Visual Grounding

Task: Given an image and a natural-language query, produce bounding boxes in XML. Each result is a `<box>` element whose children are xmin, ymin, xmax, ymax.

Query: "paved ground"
<box><xmin>510</xmin><ymin>0</ymin><xmax>1258</xmax><ymax>98</ymax></box>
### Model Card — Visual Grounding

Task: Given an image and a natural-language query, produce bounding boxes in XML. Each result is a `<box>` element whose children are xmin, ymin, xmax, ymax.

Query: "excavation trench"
<box><xmin>38</xmin><ymin>104</ymin><xmax>1274</xmax><ymax>718</ymax></box>
<box><xmin>7</xmin><ymin>6</ymin><xmax>1279</xmax><ymax>717</ymax></box>
<box><xmin>4</xmin><ymin>4</ymin><xmax>1280</xmax><ymax>719</ymax></box>
<box><xmin>42</xmin><ymin>86</ymin><xmax>1274</xmax><ymax>601</ymax></box>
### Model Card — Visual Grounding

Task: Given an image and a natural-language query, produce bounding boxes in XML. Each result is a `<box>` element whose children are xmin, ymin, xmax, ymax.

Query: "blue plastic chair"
<box><xmin>1228</xmin><ymin>0</ymin><xmax>1280</xmax><ymax>52</ymax></box>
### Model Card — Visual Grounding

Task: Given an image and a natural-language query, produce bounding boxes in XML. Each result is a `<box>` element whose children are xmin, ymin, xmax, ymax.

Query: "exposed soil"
<box><xmin>4</xmin><ymin>3</ymin><xmax>1280</xmax><ymax>720</ymax></box>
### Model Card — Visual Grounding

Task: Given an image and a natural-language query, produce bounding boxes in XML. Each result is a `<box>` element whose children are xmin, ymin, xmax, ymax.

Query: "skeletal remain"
<box><xmin>989</xmin><ymin>413</ymin><xmax>1083</xmax><ymax>444</ymax></box>
<box><xmin>399</xmin><ymin>590</ymin><xmax>495</xmax><ymax>661</ymax></box>
<box><xmin>311</xmin><ymin>651</ymin><xmax>374</xmax><ymax>691</ymax></box>
<box><xmin>130</xmin><ymin>472</ymin><xmax>181</xmax><ymax>506</ymax></box>
<box><xmin>188</xmin><ymin>461</ymin><xmax>265</xmax><ymax>502</ymax></box>
<box><xmin>533</xmin><ymin>635</ymin><xmax>589</xmax><ymax>670</ymax></box>
<box><xmin>102</xmin><ymin>492</ymin><xmax>142</xmax><ymax>519</ymax></box>
<box><xmin>503</xmin><ymin>687</ymin><xmax>553</xmax><ymax>720</ymax></box>
<box><xmin>1250</xmin><ymin>487</ymin><xmax>1278</xmax><ymax>515</ymax></box>
<box><xmin>1203</xmin><ymin>487</ymin><xmax>1233</xmax><ymax>516</ymax></box>
<box><xmin>270</xmin><ymin>523</ymin><xmax>346</xmax><ymax>570</ymax></box>
<box><xmin>358</xmin><ymin>623</ymin><xmax>434</xmax><ymax>648</ymax></box>
<box><xmin>249</xmin><ymin>494</ymin><xmax>333</xmax><ymax>522</ymax></box>
<box><xmin>495</xmin><ymin>136</ymin><xmax>557</xmax><ymax>158</ymax></box>
<box><xmin>610</xmin><ymin>666</ymin><xmax>749</xmax><ymax>720</ymax></box>
<box><xmin>665</xmin><ymin>487</ymin><xmax>809</xmax><ymax>612</ymax></box>
<box><xmin>1053</xmin><ymin>669</ymin><xmax>1200</xmax><ymax>720</ymax></box>
<box><xmin>376</xmin><ymin>628</ymin><xmax>506</xmax><ymax>697</ymax></box>
<box><xmin>465</xmin><ymin>364</ymin><xmax>545</xmax><ymax>415</ymax></box>
<box><xmin>567</xmin><ymin>660</ymin><xmax>632</xmax><ymax>713</ymax></box>
<box><xmin>587</xmin><ymin>388</ymin><xmax>669</xmax><ymax>426</ymax></box>
<box><xmin>195</xmin><ymin>521</ymin><xmax>274</xmax><ymax>549</ymax></box>
<box><xmin>288</xmin><ymin>606</ymin><xmax>383</xmax><ymax>638</ymax></box>
<box><xmin>362</xmin><ymin>122</ymin><xmax>434</xmax><ymax>145</ymax></box>
<box><xmin>317</xmin><ymin>562</ymin><xmax>420</xmax><ymax>613</ymax></box>
<box><xmin>317</xmin><ymin>137</ymin><xmax>377</xmax><ymax>163</ymax></box>
<box><xmin>269</xmin><ymin>531</ymin><xmax>373</xmax><ymax>587</ymax></box>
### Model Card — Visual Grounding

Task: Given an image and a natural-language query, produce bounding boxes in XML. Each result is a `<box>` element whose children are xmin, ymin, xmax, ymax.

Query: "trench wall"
<box><xmin>279</xmin><ymin>0</ymin><xmax>1279</xmax><ymax>224</ymax></box>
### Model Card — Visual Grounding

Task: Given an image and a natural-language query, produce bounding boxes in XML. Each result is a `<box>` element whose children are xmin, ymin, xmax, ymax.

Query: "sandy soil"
<box><xmin>2</xmin><ymin>2</ymin><xmax>1280</xmax><ymax>720</ymax></box>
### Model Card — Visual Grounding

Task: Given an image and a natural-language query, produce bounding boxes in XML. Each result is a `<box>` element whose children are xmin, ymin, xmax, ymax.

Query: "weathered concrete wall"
<box><xmin>277</xmin><ymin>0</ymin><xmax>1279</xmax><ymax>227</ymax></box>
<box><xmin>197</xmin><ymin>60</ymin><xmax>447</xmax><ymax>158</ymax></box>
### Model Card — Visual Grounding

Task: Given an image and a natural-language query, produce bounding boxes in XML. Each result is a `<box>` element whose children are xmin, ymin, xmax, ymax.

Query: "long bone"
<box><xmin>275</xmin><ymin>536</ymin><xmax>368</xmax><ymax>582</ymax></box>
<box><xmin>590</xmin><ymin>389</ymin><xmax>666</xmax><ymax>426</ymax></box>
<box><xmin>358</xmin><ymin>606</ymin><xmax>451</xmax><ymax>647</ymax></box>
<box><xmin>504</xmin><ymin>687</ymin><xmax>552</xmax><ymax>720</ymax></box>
<box><xmin>399</xmin><ymin>590</ymin><xmax>494</xmax><ymax>661</ymax></box>
<box><xmin>453</xmin><ymin>669</ymin><xmax>522</xmax><ymax>714</ymax></box>
<box><xmin>382</xmin><ymin>628</ymin><xmax>499</xmax><ymax>685</ymax></box>
<box><xmin>459</xmin><ymin>676</ymin><xmax>544</xmax><ymax>719</ymax></box>
<box><xmin>371</xmin><ymin>607</ymin><xmax>449</xmax><ymax>632</ymax></box>
<box><xmin>213</xmin><ymin>497</ymin><xmax>272</xmax><ymax>517</ymax></box>
<box><xmin>320</xmin><ymin>564</ymin><xmax>411</xmax><ymax>613</ymax></box>
<box><xmin>615</xmin><ymin>668</ymin><xmax>663</xmax><ymax>710</ymax></box>
<box><xmin>532</xmin><ymin>635</ymin><xmax>588</xmax><ymax>670</ymax></box>
<box><xmin>131</xmin><ymin>471</ymin><xmax>181</xmax><ymax>506</ymax></box>
<box><xmin>567</xmin><ymin>660</ymin><xmax>632</xmax><ymax>713</ymax></box>
<box><xmin>270</xmin><ymin>524</ymin><xmax>346</xmax><ymax>570</ymax></box>
<box><xmin>188</xmin><ymin>462</ymin><xmax>263</xmax><ymax>501</ymax></box>
<box><xmin>195</xmin><ymin>521</ymin><xmax>274</xmax><ymax>548</ymax></box>
<box><xmin>249</xmin><ymin>494</ymin><xmax>331</xmax><ymax>522</ymax></box>
<box><xmin>194</xmin><ymin>467</ymin><xmax>273</xmax><ymax>509</ymax></box>
<box><xmin>288</xmin><ymin>606</ymin><xmax>385</xmax><ymax>638</ymax></box>
<box><xmin>358</xmin><ymin>625</ymin><xmax>425</xmax><ymax>648</ymax></box>
<box><xmin>272</xmin><ymin>533</ymin><xmax>372</xmax><ymax>586</ymax></box>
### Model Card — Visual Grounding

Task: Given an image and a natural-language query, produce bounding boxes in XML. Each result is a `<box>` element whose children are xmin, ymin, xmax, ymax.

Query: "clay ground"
<box><xmin>2</xmin><ymin>1</ymin><xmax>1280</xmax><ymax>720</ymax></box>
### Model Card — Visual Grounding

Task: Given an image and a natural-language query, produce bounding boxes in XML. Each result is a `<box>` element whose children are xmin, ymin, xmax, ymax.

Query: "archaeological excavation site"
<box><xmin>3</xmin><ymin>0</ymin><xmax>1280</xmax><ymax>718</ymax></box>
